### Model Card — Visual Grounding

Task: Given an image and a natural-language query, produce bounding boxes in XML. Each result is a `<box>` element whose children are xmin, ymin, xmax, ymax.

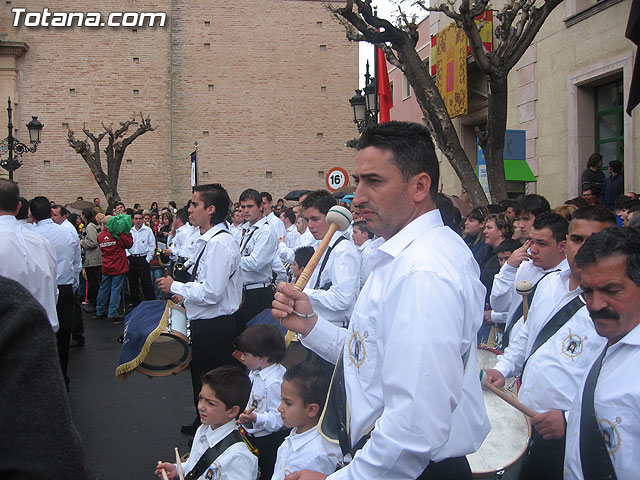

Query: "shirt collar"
<box><xmin>253</xmin><ymin>216</ymin><xmax>269</xmax><ymax>228</ymax></box>
<box><xmin>197</xmin><ymin>420</ymin><xmax>237</xmax><ymax>446</ymax></box>
<box><xmin>287</xmin><ymin>426</ymin><xmax>319</xmax><ymax>451</ymax></box>
<box><xmin>199</xmin><ymin>221</ymin><xmax>227</xmax><ymax>241</ymax></box>
<box><xmin>358</xmin><ymin>239</ymin><xmax>372</xmax><ymax>251</ymax></box>
<box><xmin>0</xmin><ymin>215</ymin><xmax>19</xmax><ymax>228</ymax></box>
<box><xmin>250</xmin><ymin>362</ymin><xmax>280</xmax><ymax>381</ymax></box>
<box><xmin>36</xmin><ymin>218</ymin><xmax>54</xmax><ymax>226</ymax></box>
<box><xmin>287</xmin><ymin>224</ymin><xmax>296</xmax><ymax>233</ymax></box>
<box><xmin>614</xmin><ymin>322</ymin><xmax>640</xmax><ymax>348</ymax></box>
<box><xmin>378</xmin><ymin>209</ymin><xmax>443</xmax><ymax>259</ymax></box>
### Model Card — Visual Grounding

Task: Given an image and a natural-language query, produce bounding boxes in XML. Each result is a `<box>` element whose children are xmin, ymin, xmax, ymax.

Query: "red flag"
<box><xmin>376</xmin><ymin>47</ymin><xmax>393</xmax><ymax>123</ymax></box>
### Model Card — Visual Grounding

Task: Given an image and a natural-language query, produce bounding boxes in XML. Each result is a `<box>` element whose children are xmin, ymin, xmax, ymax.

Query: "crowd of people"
<box><xmin>1</xmin><ymin>120</ymin><xmax>639</xmax><ymax>480</ymax></box>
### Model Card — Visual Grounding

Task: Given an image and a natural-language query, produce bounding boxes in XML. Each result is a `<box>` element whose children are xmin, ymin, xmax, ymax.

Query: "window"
<box><xmin>595</xmin><ymin>80</ymin><xmax>624</xmax><ymax>166</ymax></box>
<box><xmin>402</xmin><ymin>73</ymin><xmax>411</xmax><ymax>99</ymax></box>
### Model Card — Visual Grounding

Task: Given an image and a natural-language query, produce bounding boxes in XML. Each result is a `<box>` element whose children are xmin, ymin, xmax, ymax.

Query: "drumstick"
<box><xmin>479</xmin><ymin>370</ymin><xmax>537</xmax><ymax>419</ymax></box>
<box><xmin>284</xmin><ymin>205</ymin><xmax>353</xmax><ymax>345</ymax></box>
<box><xmin>175</xmin><ymin>447</ymin><xmax>185</xmax><ymax>480</ymax></box>
<box><xmin>237</xmin><ymin>405</ymin><xmax>257</xmax><ymax>425</ymax></box>
<box><xmin>516</xmin><ymin>280</ymin><xmax>533</xmax><ymax>323</ymax></box>
<box><xmin>157</xmin><ymin>462</ymin><xmax>170</xmax><ymax>480</ymax></box>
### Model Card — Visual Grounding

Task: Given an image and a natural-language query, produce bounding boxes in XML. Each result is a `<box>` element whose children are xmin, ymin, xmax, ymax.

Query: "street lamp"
<box><xmin>349</xmin><ymin>61</ymin><xmax>379</xmax><ymax>133</ymax></box>
<box><xmin>0</xmin><ymin>97</ymin><xmax>44</xmax><ymax>181</ymax></box>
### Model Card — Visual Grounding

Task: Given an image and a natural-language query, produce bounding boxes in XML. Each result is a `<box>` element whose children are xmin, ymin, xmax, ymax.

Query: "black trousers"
<box><xmin>235</xmin><ymin>285</ymin><xmax>274</xmax><ymax>335</ymax></box>
<box><xmin>251</xmin><ymin>429</ymin><xmax>290</xmax><ymax>480</ymax></box>
<box><xmin>518</xmin><ymin>429</ymin><xmax>565</xmax><ymax>480</ymax></box>
<box><xmin>189</xmin><ymin>315</ymin><xmax>240</xmax><ymax>412</ymax></box>
<box><xmin>85</xmin><ymin>265</ymin><xmax>101</xmax><ymax>305</ymax></box>
<box><xmin>416</xmin><ymin>456</ymin><xmax>472</xmax><ymax>480</ymax></box>
<box><xmin>55</xmin><ymin>284</ymin><xmax>74</xmax><ymax>385</ymax></box>
<box><xmin>128</xmin><ymin>256</ymin><xmax>154</xmax><ymax>306</ymax></box>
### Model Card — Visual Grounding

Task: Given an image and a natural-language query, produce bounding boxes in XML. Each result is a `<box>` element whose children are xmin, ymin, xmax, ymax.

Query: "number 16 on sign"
<box><xmin>326</xmin><ymin>167</ymin><xmax>349</xmax><ymax>192</ymax></box>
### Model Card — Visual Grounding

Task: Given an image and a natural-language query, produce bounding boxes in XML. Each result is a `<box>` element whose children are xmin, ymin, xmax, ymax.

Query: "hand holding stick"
<box><xmin>480</xmin><ymin>370</ymin><xmax>537</xmax><ymax>418</ymax></box>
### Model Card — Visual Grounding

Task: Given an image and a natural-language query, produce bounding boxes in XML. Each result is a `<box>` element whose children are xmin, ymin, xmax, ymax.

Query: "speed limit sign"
<box><xmin>326</xmin><ymin>167</ymin><xmax>349</xmax><ymax>192</ymax></box>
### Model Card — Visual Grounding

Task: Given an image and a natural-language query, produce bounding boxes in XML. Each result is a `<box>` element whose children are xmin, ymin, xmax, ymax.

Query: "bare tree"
<box><xmin>67</xmin><ymin>114</ymin><xmax>155</xmax><ymax>212</ymax></box>
<box><xmin>333</xmin><ymin>0</ymin><xmax>562</xmax><ymax>204</ymax></box>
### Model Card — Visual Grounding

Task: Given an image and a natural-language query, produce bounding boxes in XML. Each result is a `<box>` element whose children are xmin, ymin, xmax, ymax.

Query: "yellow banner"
<box><xmin>435</xmin><ymin>23</ymin><xmax>468</xmax><ymax>118</ymax></box>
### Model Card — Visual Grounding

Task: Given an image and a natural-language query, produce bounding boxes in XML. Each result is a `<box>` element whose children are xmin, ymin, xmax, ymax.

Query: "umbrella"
<box><xmin>445</xmin><ymin>194</ymin><xmax>471</xmax><ymax>216</ymax></box>
<box><xmin>66</xmin><ymin>199</ymin><xmax>95</xmax><ymax>214</ymax></box>
<box><xmin>284</xmin><ymin>189</ymin><xmax>310</xmax><ymax>201</ymax></box>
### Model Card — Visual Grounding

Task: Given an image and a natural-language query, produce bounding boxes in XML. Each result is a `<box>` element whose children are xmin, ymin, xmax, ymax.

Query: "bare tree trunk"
<box><xmin>484</xmin><ymin>74</ymin><xmax>509</xmax><ymax>202</ymax></box>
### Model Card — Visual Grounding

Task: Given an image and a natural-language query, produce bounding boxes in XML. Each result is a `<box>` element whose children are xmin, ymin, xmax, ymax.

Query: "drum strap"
<box><xmin>190</xmin><ymin>229</ymin><xmax>232</xmax><ymax>282</ymax></box>
<box><xmin>580</xmin><ymin>345</ymin><xmax>617</xmax><ymax>480</ymax></box>
<box><xmin>501</xmin><ymin>269</ymin><xmax>559</xmax><ymax>350</ymax></box>
<box><xmin>520</xmin><ymin>295</ymin><xmax>585</xmax><ymax>378</ymax></box>
<box><xmin>184</xmin><ymin>429</ymin><xmax>244</xmax><ymax>480</ymax></box>
<box><xmin>313</xmin><ymin>235</ymin><xmax>347</xmax><ymax>290</ymax></box>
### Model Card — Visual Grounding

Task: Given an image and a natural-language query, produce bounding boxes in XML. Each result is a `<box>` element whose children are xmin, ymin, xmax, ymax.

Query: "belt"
<box><xmin>244</xmin><ymin>282</ymin><xmax>272</xmax><ymax>291</ymax></box>
<box><xmin>130</xmin><ymin>254</ymin><xmax>147</xmax><ymax>258</ymax></box>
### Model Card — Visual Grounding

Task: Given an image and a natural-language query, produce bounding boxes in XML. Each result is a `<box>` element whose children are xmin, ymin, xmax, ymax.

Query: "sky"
<box><xmin>358</xmin><ymin>1</ymin><xmax>428</xmax><ymax>88</ymax></box>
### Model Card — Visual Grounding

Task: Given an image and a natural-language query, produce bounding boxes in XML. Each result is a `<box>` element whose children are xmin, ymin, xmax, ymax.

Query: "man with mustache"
<box><xmin>484</xmin><ymin>205</ymin><xmax>616</xmax><ymax>480</ymax></box>
<box><xmin>563</xmin><ymin>226</ymin><xmax>640</xmax><ymax>480</ymax></box>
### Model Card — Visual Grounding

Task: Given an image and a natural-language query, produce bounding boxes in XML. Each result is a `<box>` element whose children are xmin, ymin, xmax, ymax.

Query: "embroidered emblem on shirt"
<box><xmin>598</xmin><ymin>417</ymin><xmax>622</xmax><ymax>454</ymax></box>
<box><xmin>205</xmin><ymin>464</ymin><xmax>221</xmax><ymax>479</ymax></box>
<box><xmin>249</xmin><ymin>395</ymin><xmax>264</xmax><ymax>412</ymax></box>
<box><xmin>561</xmin><ymin>333</ymin><xmax>584</xmax><ymax>358</ymax></box>
<box><xmin>348</xmin><ymin>330</ymin><xmax>367</xmax><ymax>369</ymax></box>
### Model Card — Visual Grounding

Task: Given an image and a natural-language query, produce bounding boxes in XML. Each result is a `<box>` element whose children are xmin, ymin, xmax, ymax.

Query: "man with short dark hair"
<box><xmin>563</xmin><ymin>226</ymin><xmax>640</xmax><ymax>480</ymax></box>
<box><xmin>514</xmin><ymin>194</ymin><xmax>551</xmax><ymax>240</ymax></box>
<box><xmin>126</xmin><ymin>211</ymin><xmax>156</xmax><ymax>306</ymax></box>
<box><xmin>581</xmin><ymin>153</ymin><xmax>605</xmax><ymax>196</ymax></box>
<box><xmin>485</xmin><ymin>206</ymin><xmax>617</xmax><ymax>480</ymax></box>
<box><xmin>352</xmin><ymin>221</ymin><xmax>375</xmax><ymax>289</ymax></box>
<box><xmin>260</xmin><ymin>191</ymin><xmax>286</xmax><ymax>240</ymax></box>
<box><xmin>157</xmin><ymin>183</ymin><xmax>242</xmax><ymax>435</ymax></box>
<box><xmin>31</xmin><ymin>196</ymin><xmax>82</xmax><ymax>388</ymax></box>
<box><xmin>273</xmin><ymin>121</ymin><xmax>489</xmax><ymax>479</ymax></box>
<box><xmin>277</xmin><ymin>207</ymin><xmax>301</xmax><ymax>265</ymax></box>
<box><xmin>51</xmin><ymin>204</ymin><xmax>78</xmax><ymax>237</ymax></box>
<box><xmin>601</xmin><ymin>160</ymin><xmax>624</xmax><ymax>211</ymax></box>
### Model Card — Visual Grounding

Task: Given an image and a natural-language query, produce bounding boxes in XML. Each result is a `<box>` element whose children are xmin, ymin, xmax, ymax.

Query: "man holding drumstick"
<box><xmin>272</xmin><ymin>121</ymin><xmax>489</xmax><ymax>480</ymax></box>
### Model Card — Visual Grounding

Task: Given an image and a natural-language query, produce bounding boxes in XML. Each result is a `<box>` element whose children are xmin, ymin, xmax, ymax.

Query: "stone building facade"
<box><xmin>0</xmin><ymin>0</ymin><xmax>359</xmax><ymax>208</ymax></box>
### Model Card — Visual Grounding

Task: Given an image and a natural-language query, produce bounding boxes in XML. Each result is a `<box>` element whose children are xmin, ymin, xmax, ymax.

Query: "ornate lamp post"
<box><xmin>348</xmin><ymin>61</ymin><xmax>379</xmax><ymax>134</ymax></box>
<box><xmin>0</xmin><ymin>97</ymin><xmax>43</xmax><ymax>181</ymax></box>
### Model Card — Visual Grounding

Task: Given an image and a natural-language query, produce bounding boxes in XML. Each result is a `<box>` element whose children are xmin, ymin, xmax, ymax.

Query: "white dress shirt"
<box><xmin>61</xmin><ymin>219</ymin><xmax>79</xmax><ymax>237</ymax></box>
<box><xmin>178</xmin><ymin>420</ymin><xmax>258</xmax><ymax>480</ymax></box>
<box><xmin>302</xmin><ymin>210</ymin><xmax>490</xmax><ymax>479</ymax></box>
<box><xmin>239</xmin><ymin>217</ymin><xmax>278</xmax><ymax>286</ymax></box>
<box><xmin>278</xmin><ymin>224</ymin><xmax>301</xmax><ymax>265</ymax></box>
<box><xmin>171</xmin><ymin>223</ymin><xmax>242</xmax><ymax>321</ymax></box>
<box><xmin>564</xmin><ymin>323</ymin><xmax>640</xmax><ymax>480</ymax></box>
<box><xmin>244</xmin><ymin>362</ymin><xmax>285</xmax><ymax>437</ymax></box>
<box><xmin>127</xmin><ymin>224</ymin><xmax>156</xmax><ymax>262</ymax></box>
<box><xmin>299</xmin><ymin>227</ymin><xmax>315</xmax><ymax>247</ymax></box>
<box><xmin>182</xmin><ymin>224</ymin><xmax>202</xmax><ymax>264</ymax></box>
<box><xmin>304</xmin><ymin>231</ymin><xmax>361</xmax><ymax>328</ymax></box>
<box><xmin>490</xmin><ymin>257</ymin><xmax>569</xmax><ymax>340</ymax></box>
<box><xmin>271</xmin><ymin>426</ymin><xmax>342</xmax><ymax>479</ymax></box>
<box><xmin>168</xmin><ymin>224</ymin><xmax>189</xmax><ymax>260</ymax></box>
<box><xmin>357</xmin><ymin>238</ymin><xmax>377</xmax><ymax>290</ymax></box>
<box><xmin>494</xmin><ymin>268</ymin><xmax>606</xmax><ymax>413</ymax></box>
<box><xmin>229</xmin><ymin>223</ymin><xmax>243</xmax><ymax>244</ymax></box>
<box><xmin>34</xmin><ymin>218</ymin><xmax>82</xmax><ymax>290</ymax></box>
<box><xmin>0</xmin><ymin>215</ymin><xmax>59</xmax><ymax>331</ymax></box>
<box><xmin>266</xmin><ymin>211</ymin><xmax>286</xmax><ymax>240</ymax></box>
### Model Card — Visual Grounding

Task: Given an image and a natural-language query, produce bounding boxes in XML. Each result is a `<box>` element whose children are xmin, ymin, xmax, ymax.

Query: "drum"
<box><xmin>476</xmin><ymin>346</ymin><xmax>519</xmax><ymax>395</ymax></box>
<box><xmin>468</xmin><ymin>347</ymin><xmax>530</xmax><ymax>479</ymax></box>
<box><xmin>136</xmin><ymin>302</ymin><xmax>192</xmax><ymax>376</ymax></box>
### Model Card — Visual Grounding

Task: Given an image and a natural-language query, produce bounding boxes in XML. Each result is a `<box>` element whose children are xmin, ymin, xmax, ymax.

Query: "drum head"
<box><xmin>136</xmin><ymin>332</ymin><xmax>192</xmax><ymax>376</ymax></box>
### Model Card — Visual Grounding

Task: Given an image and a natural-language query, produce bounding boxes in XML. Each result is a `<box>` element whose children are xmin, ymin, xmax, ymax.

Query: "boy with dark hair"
<box><xmin>236</xmin><ymin>324</ymin><xmax>288</xmax><ymax>480</ymax></box>
<box><xmin>514</xmin><ymin>194</ymin><xmax>551</xmax><ymax>239</ymax></box>
<box><xmin>292</xmin><ymin>246</ymin><xmax>314</xmax><ymax>282</ymax></box>
<box><xmin>272</xmin><ymin>362</ymin><xmax>342</xmax><ymax>479</ymax></box>
<box><xmin>300</xmin><ymin>189</ymin><xmax>360</xmax><ymax>327</ymax></box>
<box><xmin>154</xmin><ymin>365</ymin><xmax>257</xmax><ymax>480</ymax></box>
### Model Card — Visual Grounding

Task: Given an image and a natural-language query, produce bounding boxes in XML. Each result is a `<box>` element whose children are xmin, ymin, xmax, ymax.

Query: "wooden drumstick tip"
<box><xmin>175</xmin><ymin>447</ymin><xmax>185</xmax><ymax>480</ymax></box>
<box><xmin>516</xmin><ymin>280</ymin><xmax>533</xmax><ymax>296</ymax></box>
<box><xmin>479</xmin><ymin>370</ymin><xmax>537</xmax><ymax>419</ymax></box>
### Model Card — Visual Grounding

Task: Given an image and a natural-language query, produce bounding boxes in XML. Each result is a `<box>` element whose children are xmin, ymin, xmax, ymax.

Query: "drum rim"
<box><xmin>135</xmin><ymin>331</ymin><xmax>192</xmax><ymax>377</ymax></box>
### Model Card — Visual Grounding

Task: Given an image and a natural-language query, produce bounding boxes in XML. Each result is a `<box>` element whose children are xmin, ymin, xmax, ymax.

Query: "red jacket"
<box><xmin>98</xmin><ymin>230</ymin><xmax>133</xmax><ymax>276</ymax></box>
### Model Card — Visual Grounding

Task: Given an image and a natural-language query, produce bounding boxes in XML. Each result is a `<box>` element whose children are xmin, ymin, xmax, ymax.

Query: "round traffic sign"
<box><xmin>326</xmin><ymin>167</ymin><xmax>349</xmax><ymax>192</ymax></box>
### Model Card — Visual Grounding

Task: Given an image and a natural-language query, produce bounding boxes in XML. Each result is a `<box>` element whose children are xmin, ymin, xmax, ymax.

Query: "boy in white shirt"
<box><xmin>154</xmin><ymin>365</ymin><xmax>258</xmax><ymax>480</ymax></box>
<box><xmin>272</xmin><ymin>362</ymin><xmax>342</xmax><ymax>479</ymax></box>
<box><xmin>236</xmin><ymin>324</ymin><xmax>288</xmax><ymax>480</ymax></box>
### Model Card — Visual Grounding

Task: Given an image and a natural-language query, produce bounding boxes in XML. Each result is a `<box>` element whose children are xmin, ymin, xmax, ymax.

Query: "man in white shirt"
<box><xmin>261</xmin><ymin>191</ymin><xmax>286</xmax><ymax>241</ymax></box>
<box><xmin>351</xmin><ymin>221</ymin><xmax>376</xmax><ymax>289</ymax></box>
<box><xmin>236</xmin><ymin>188</ymin><xmax>279</xmax><ymax>333</ymax></box>
<box><xmin>485</xmin><ymin>206</ymin><xmax>617</xmax><ymax>480</ymax></box>
<box><xmin>296</xmin><ymin>215</ymin><xmax>316</xmax><ymax>247</ymax></box>
<box><xmin>301</xmin><ymin>190</ymin><xmax>360</xmax><ymax>328</ymax></box>
<box><xmin>157</xmin><ymin>183</ymin><xmax>242</xmax><ymax>435</ymax></box>
<box><xmin>278</xmin><ymin>207</ymin><xmax>301</xmax><ymax>265</ymax></box>
<box><xmin>273</xmin><ymin>121</ymin><xmax>489</xmax><ymax>479</ymax></box>
<box><xmin>51</xmin><ymin>204</ymin><xmax>78</xmax><ymax>237</ymax></box>
<box><xmin>564</xmin><ymin>226</ymin><xmax>640</xmax><ymax>480</ymax></box>
<box><xmin>490</xmin><ymin>211</ymin><xmax>568</xmax><ymax>349</ymax></box>
<box><xmin>0</xmin><ymin>180</ymin><xmax>58</xmax><ymax>331</ymax></box>
<box><xmin>31</xmin><ymin>196</ymin><xmax>82</xmax><ymax>388</ymax></box>
<box><xmin>127</xmin><ymin>211</ymin><xmax>156</xmax><ymax>306</ymax></box>
<box><xmin>229</xmin><ymin>206</ymin><xmax>244</xmax><ymax>243</ymax></box>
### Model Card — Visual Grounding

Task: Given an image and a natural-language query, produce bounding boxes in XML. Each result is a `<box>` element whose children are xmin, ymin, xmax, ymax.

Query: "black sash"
<box><xmin>501</xmin><ymin>269</ymin><xmax>559</xmax><ymax>350</ymax></box>
<box><xmin>189</xmin><ymin>229</ymin><xmax>231</xmax><ymax>282</ymax></box>
<box><xmin>184</xmin><ymin>429</ymin><xmax>244</xmax><ymax>480</ymax></box>
<box><xmin>313</xmin><ymin>236</ymin><xmax>347</xmax><ymax>290</ymax></box>
<box><xmin>580</xmin><ymin>345</ymin><xmax>617</xmax><ymax>480</ymax></box>
<box><xmin>240</xmin><ymin>226</ymin><xmax>257</xmax><ymax>256</ymax></box>
<box><xmin>520</xmin><ymin>295</ymin><xmax>585</xmax><ymax>378</ymax></box>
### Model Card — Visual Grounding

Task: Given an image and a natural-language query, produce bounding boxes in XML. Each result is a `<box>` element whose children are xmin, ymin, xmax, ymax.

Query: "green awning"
<box><xmin>504</xmin><ymin>159</ymin><xmax>536</xmax><ymax>182</ymax></box>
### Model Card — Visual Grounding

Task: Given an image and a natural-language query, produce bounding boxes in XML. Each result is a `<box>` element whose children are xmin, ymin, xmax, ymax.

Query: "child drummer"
<box><xmin>154</xmin><ymin>366</ymin><xmax>257</xmax><ymax>480</ymax></box>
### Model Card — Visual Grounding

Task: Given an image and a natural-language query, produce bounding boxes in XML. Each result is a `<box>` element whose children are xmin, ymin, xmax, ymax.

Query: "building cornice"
<box><xmin>564</xmin><ymin>0</ymin><xmax>624</xmax><ymax>27</ymax></box>
<box><xmin>0</xmin><ymin>40</ymin><xmax>29</xmax><ymax>58</ymax></box>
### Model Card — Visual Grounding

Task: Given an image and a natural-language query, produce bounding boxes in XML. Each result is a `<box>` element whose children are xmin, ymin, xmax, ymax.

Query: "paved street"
<box><xmin>67</xmin><ymin>310</ymin><xmax>194</xmax><ymax>479</ymax></box>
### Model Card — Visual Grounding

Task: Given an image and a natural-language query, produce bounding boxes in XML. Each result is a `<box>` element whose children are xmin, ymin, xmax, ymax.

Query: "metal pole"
<box><xmin>7</xmin><ymin>98</ymin><xmax>13</xmax><ymax>181</ymax></box>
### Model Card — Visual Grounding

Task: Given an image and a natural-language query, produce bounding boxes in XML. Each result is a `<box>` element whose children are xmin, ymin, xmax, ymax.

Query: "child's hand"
<box><xmin>238</xmin><ymin>411</ymin><xmax>257</xmax><ymax>424</ymax></box>
<box><xmin>154</xmin><ymin>461</ymin><xmax>177</xmax><ymax>479</ymax></box>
